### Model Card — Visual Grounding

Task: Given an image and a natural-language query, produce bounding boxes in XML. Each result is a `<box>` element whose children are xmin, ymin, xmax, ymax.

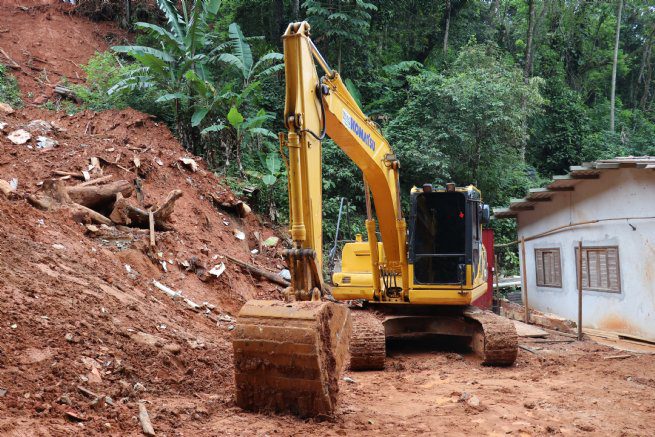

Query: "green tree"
<box><xmin>110</xmin><ymin>0</ymin><xmax>222</xmax><ymax>152</ymax></box>
<box><xmin>302</xmin><ymin>0</ymin><xmax>377</xmax><ymax>74</ymax></box>
<box><xmin>386</xmin><ymin>43</ymin><xmax>543</xmax><ymax>206</ymax></box>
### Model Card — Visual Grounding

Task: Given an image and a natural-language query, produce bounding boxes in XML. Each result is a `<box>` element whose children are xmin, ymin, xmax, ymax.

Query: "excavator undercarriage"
<box><xmin>349</xmin><ymin>306</ymin><xmax>518</xmax><ymax>371</ymax></box>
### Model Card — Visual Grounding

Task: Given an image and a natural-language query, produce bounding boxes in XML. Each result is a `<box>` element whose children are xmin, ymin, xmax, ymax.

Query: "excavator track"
<box><xmin>233</xmin><ymin>300</ymin><xmax>351</xmax><ymax>417</ymax></box>
<box><xmin>464</xmin><ymin>307</ymin><xmax>518</xmax><ymax>366</ymax></box>
<box><xmin>349</xmin><ymin>310</ymin><xmax>385</xmax><ymax>370</ymax></box>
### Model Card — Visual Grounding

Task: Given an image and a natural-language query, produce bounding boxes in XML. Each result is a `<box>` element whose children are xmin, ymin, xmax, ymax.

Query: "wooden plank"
<box><xmin>513</xmin><ymin>320</ymin><xmax>548</xmax><ymax>338</ymax></box>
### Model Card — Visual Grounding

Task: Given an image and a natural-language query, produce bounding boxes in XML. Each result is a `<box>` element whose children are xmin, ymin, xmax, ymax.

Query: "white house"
<box><xmin>494</xmin><ymin>157</ymin><xmax>655</xmax><ymax>342</ymax></box>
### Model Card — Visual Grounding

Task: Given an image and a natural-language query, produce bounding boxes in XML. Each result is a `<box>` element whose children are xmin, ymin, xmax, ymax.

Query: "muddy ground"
<box><xmin>1</xmin><ymin>1</ymin><xmax>654</xmax><ymax>436</ymax></box>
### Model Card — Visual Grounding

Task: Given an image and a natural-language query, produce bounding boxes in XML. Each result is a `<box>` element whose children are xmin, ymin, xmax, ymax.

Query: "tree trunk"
<box><xmin>67</xmin><ymin>180</ymin><xmax>134</xmax><ymax>210</ymax></box>
<box><xmin>443</xmin><ymin>0</ymin><xmax>451</xmax><ymax>57</ymax></box>
<box><xmin>610</xmin><ymin>0</ymin><xmax>623</xmax><ymax>133</ymax></box>
<box><xmin>275</xmin><ymin>0</ymin><xmax>284</xmax><ymax>38</ymax></box>
<box><xmin>292</xmin><ymin>0</ymin><xmax>300</xmax><ymax>20</ymax></box>
<box><xmin>524</xmin><ymin>0</ymin><xmax>536</xmax><ymax>80</ymax></box>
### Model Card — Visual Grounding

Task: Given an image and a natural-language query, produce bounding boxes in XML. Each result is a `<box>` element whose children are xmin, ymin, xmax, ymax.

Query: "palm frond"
<box><xmin>113</xmin><ymin>46</ymin><xmax>175</xmax><ymax>63</ymax></box>
<box><xmin>217</xmin><ymin>53</ymin><xmax>246</xmax><ymax>76</ymax></box>
<box><xmin>135</xmin><ymin>22</ymin><xmax>183</xmax><ymax>49</ymax></box>
<box><xmin>227</xmin><ymin>22</ymin><xmax>253</xmax><ymax>79</ymax></box>
<box><xmin>255</xmin><ymin>63</ymin><xmax>284</xmax><ymax>78</ymax></box>
<box><xmin>252</xmin><ymin>52</ymin><xmax>283</xmax><ymax>73</ymax></box>
<box><xmin>155</xmin><ymin>0</ymin><xmax>184</xmax><ymax>41</ymax></box>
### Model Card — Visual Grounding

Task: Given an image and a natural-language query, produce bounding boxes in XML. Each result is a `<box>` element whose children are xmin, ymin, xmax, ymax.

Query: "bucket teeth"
<box><xmin>232</xmin><ymin>300</ymin><xmax>351</xmax><ymax>417</ymax></box>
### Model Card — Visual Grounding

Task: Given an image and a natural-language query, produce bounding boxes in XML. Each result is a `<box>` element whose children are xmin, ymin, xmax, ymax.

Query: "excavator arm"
<box><xmin>282</xmin><ymin>21</ymin><xmax>408</xmax><ymax>301</ymax></box>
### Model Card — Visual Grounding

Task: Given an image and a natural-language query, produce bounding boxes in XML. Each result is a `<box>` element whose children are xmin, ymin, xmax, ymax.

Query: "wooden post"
<box><xmin>521</xmin><ymin>236</ymin><xmax>529</xmax><ymax>324</ymax></box>
<box><xmin>149</xmin><ymin>209</ymin><xmax>156</xmax><ymax>247</ymax></box>
<box><xmin>577</xmin><ymin>240</ymin><xmax>583</xmax><ymax>340</ymax></box>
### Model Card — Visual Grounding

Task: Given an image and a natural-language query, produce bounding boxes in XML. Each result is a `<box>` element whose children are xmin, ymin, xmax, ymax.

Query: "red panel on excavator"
<box><xmin>472</xmin><ymin>228</ymin><xmax>494</xmax><ymax>309</ymax></box>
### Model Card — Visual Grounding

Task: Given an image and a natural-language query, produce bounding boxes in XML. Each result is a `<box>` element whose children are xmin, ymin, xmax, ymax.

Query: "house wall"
<box><xmin>517</xmin><ymin>168</ymin><xmax>655</xmax><ymax>341</ymax></box>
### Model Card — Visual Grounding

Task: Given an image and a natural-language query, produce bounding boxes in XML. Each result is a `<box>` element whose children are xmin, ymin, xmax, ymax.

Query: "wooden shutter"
<box><xmin>535</xmin><ymin>250</ymin><xmax>545</xmax><ymax>286</ymax></box>
<box><xmin>534</xmin><ymin>248</ymin><xmax>561</xmax><ymax>288</ymax></box>
<box><xmin>576</xmin><ymin>246</ymin><xmax>620</xmax><ymax>293</ymax></box>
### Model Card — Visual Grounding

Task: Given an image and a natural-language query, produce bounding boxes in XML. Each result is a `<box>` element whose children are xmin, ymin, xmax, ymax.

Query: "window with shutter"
<box><xmin>535</xmin><ymin>248</ymin><xmax>562</xmax><ymax>288</ymax></box>
<box><xmin>575</xmin><ymin>246</ymin><xmax>621</xmax><ymax>293</ymax></box>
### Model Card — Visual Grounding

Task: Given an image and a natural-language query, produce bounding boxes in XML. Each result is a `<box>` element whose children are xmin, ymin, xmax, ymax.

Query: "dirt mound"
<box><xmin>0</xmin><ymin>0</ymin><xmax>128</xmax><ymax>102</ymax></box>
<box><xmin>0</xmin><ymin>106</ymin><xmax>286</xmax><ymax>434</ymax></box>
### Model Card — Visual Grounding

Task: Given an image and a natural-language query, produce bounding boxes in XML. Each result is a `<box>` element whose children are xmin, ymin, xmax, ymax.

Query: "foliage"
<box><xmin>75</xmin><ymin>0</ymin><xmax>655</xmax><ymax>274</ymax></box>
<box><xmin>0</xmin><ymin>65</ymin><xmax>21</xmax><ymax>108</ymax></box>
<box><xmin>387</xmin><ymin>43</ymin><xmax>544</xmax><ymax>206</ymax></box>
<box><xmin>72</xmin><ymin>52</ymin><xmax>171</xmax><ymax>121</ymax></box>
<box><xmin>303</xmin><ymin>0</ymin><xmax>377</xmax><ymax>75</ymax></box>
<box><xmin>216</xmin><ymin>22</ymin><xmax>284</xmax><ymax>86</ymax></box>
<box><xmin>110</xmin><ymin>0</ymin><xmax>223</xmax><ymax>151</ymax></box>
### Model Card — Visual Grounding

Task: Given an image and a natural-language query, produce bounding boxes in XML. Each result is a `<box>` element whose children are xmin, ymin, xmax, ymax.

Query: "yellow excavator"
<box><xmin>232</xmin><ymin>21</ymin><xmax>517</xmax><ymax>417</ymax></box>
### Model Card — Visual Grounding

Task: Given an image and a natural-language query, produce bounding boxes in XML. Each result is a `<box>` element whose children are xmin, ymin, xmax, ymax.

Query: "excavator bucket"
<box><xmin>232</xmin><ymin>300</ymin><xmax>351</xmax><ymax>417</ymax></box>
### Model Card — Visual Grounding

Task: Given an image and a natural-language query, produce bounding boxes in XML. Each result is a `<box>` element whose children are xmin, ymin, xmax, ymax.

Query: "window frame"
<box><xmin>534</xmin><ymin>247</ymin><xmax>562</xmax><ymax>288</ymax></box>
<box><xmin>575</xmin><ymin>246</ymin><xmax>621</xmax><ymax>293</ymax></box>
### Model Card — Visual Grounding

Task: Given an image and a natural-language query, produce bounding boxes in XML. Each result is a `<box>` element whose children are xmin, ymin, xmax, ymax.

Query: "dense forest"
<box><xmin>6</xmin><ymin>0</ymin><xmax>653</xmax><ymax>272</ymax></box>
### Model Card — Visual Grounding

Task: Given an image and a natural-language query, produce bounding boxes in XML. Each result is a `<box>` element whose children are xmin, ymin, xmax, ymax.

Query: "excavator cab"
<box><xmin>409</xmin><ymin>184</ymin><xmax>490</xmax><ymax>286</ymax></box>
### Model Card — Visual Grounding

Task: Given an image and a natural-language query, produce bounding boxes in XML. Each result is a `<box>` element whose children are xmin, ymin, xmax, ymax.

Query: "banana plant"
<box><xmin>109</xmin><ymin>0</ymin><xmax>222</xmax><ymax>150</ymax></box>
<box><xmin>204</xmin><ymin>105</ymin><xmax>276</xmax><ymax>175</ymax></box>
<box><xmin>214</xmin><ymin>23</ymin><xmax>284</xmax><ymax>87</ymax></box>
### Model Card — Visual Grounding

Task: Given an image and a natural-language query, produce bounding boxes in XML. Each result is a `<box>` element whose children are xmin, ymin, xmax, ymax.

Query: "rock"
<box><xmin>209</xmin><ymin>262</ymin><xmax>226</xmax><ymax>278</ymax></box>
<box><xmin>0</xmin><ymin>103</ymin><xmax>14</xmax><ymax>114</ymax></box>
<box><xmin>343</xmin><ymin>376</ymin><xmax>356</xmax><ymax>384</ymax></box>
<box><xmin>133</xmin><ymin>382</ymin><xmax>146</xmax><ymax>392</ymax></box>
<box><xmin>278</xmin><ymin>269</ymin><xmax>291</xmax><ymax>281</ymax></box>
<box><xmin>237</xmin><ymin>201</ymin><xmax>251</xmax><ymax>217</ymax></box>
<box><xmin>52</xmin><ymin>244</ymin><xmax>65</xmax><ymax>250</ymax></box>
<box><xmin>0</xmin><ymin>388</ymin><xmax>7</xmax><ymax>397</ymax></box>
<box><xmin>33</xmin><ymin>95</ymin><xmax>48</xmax><ymax>105</ymax></box>
<box><xmin>466</xmin><ymin>395</ymin><xmax>481</xmax><ymax>408</ymax></box>
<box><xmin>58</xmin><ymin>393</ymin><xmax>72</xmax><ymax>405</ymax></box>
<box><xmin>7</xmin><ymin>129</ymin><xmax>31</xmax><ymax>145</ymax></box>
<box><xmin>0</xmin><ymin>121</ymin><xmax>7</xmax><ymax>132</ymax></box>
<box><xmin>179</xmin><ymin>157</ymin><xmax>199</xmax><ymax>172</ymax></box>
<box><xmin>575</xmin><ymin>423</ymin><xmax>596</xmax><ymax>432</ymax></box>
<box><xmin>104</xmin><ymin>396</ymin><xmax>114</xmax><ymax>406</ymax></box>
<box><xmin>65</xmin><ymin>411</ymin><xmax>85</xmax><ymax>422</ymax></box>
<box><xmin>36</xmin><ymin>136</ymin><xmax>58</xmax><ymax>150</ymax></box>
<box><xmin>218</xmin><ymin>314</ymin><xmax>234</xmax><ymax>323</ymax></box>
<box><xmin>65</xmin><ymin>333</ymin><xmax>75</xmax><ymax>343</ymax></box>
<box><xmin>24</xmin><ymin>119</ymin><xmax>53</xmax><ymax>133</ymax></box>
<box><xmin>87</xmin><ymin>367</ymin><xmax>102</xmax><ymax>384</ymax></box>
<box><xmin>163</xmin><ymin>343</ymin><xmax>181</xmax><ymax>355</ymax></box>
<box><xmin>233</xmin><ymin>229</ymin><xmax>245</xmax><ymax>240</ymax></box>
<box><xmin>263</xmin><ymin>236</ymin><xmax>280</xmax><ymax>247</ymax></box>
<box><xmin>524</xmin><ymin>401</ymin><xmax>536</xmax><ymax>409</ymax></box>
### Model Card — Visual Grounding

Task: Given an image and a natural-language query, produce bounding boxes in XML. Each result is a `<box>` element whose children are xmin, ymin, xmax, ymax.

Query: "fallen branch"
<box><xmin>138</xmin><ymin>403</ymin><xmax>156</xmax><ymax>436</ymax></box>
<box><xmin>67</xmin><ymin>180</ymin><xmax>133</xmax><ymax>209</ymax></box>
<box><xmin>54</xmin><ymin>85</ymin><xmax>81</xmax><ymax>103</ymax></box>
<box><xmin>603</xmin><ymin>354</ymin><xmax>633</xmax><ymax>360</ymax></box>
<box><xmin>0</xmin><ymin>47</ymin><xmax>20</xmax><ymax>69</ymax></box>
<box><xmin>68</xmin><ymin>203</ymin><xmax>112</xmax><ymax>225</ymax></box>
<box><xmin>224</xmin><ymin>254</ymin><xmax>289</xmax><ymax>287</ymax></box>
<box><xmin>110</xmin><ymin>190</ymin><xmax>182</xmax><ymax>231</ymax></box>
<box><xmin>518</xmin><ymin>345</ymin><xmax>539</xmax><ymax>355</ymax></box>
<box><xmin>149</xmin><ymin>209</ymin><xmax>156</xmax><ymax>247</ymax></box>
<box><xmin>53</xmin><ymin>170</ymin><xmax>84</xmax><ymax>179</ymax></box>
<box><xmin>75</xmin><ymin>175</ymin><xmax>113</xmax><ymax>188</ymax></box>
